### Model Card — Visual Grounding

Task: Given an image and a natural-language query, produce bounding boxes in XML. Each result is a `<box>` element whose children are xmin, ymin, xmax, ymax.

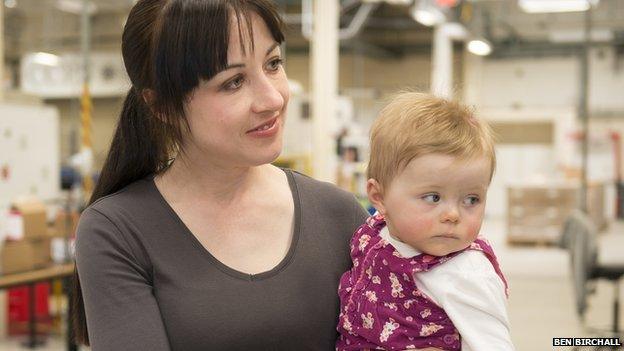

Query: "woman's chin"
<box><xmin>249</xmin><ymin>146</ymin><xmax>283</xmax><ymax>167</ymax></box>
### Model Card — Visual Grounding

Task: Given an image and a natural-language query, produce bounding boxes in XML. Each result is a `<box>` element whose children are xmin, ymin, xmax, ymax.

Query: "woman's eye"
<box><xmin>266</xmin><ymin>58</ymin><xmax>283</xmax><ymax>72</ymax></box>
<box><xmin>223</xmin><ymin>75</ymin><xmax>245</xmax><ymax>91</ymax></box>
<box><xmin>463</xmin><ymin>196</ymin><xmax>480</xmax><ymax>206</ymax></box>
<box><xmin>423</xmin><ymin>194</ymin><xmax>440</xmax><ymax>203</ymax></box>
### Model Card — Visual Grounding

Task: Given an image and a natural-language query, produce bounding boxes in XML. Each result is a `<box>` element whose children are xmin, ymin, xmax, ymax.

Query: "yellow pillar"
<box><xmin>0</xmin><ymin>2</ymin><xmax>5</xmax><ymax>102</ymax></box>
<box><xmin>80</xmin><ymin>83</ymin><xmax>93</xmax><ymax>194</ymax></box>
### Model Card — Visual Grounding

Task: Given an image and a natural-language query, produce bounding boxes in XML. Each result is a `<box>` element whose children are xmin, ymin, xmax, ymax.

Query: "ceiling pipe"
<box><xmin>300</xmin><ymin>0</ymin><xmax>379</xmax><ymax>41</ymax></box>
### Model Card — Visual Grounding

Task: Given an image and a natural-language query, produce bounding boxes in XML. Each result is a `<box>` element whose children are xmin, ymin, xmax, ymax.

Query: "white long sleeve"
<box><xmin>380</xmin><ymin>227</ymin><xmax>515</xmax><ymax>351</ymax></box>
<box><xmin>416</xmin><ymin>250</ymin><xmax>515</xmax><ymax>351</ymax></box>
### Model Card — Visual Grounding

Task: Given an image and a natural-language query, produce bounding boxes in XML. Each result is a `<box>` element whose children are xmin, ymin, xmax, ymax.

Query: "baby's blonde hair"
<box><xmin>367</xmin><ymin>91</ymin><xmax>496</xmax><ymax>191</ymax></box>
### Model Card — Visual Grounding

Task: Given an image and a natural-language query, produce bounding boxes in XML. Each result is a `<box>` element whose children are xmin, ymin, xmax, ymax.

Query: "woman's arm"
<box><xmin>75</xmin><ymin>208</ymin><xmax>171</xmax><ymax>351</ymax></box>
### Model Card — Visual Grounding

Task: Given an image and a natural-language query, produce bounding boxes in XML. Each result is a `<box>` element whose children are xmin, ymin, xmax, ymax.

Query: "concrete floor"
<box><xmin>484</xmin><ymin>218</ymin><xmax>623</xmax><ymax>351</ymax></box>
<box><xmin>0</xmin><ymin>218</ymin><xmax>621</xmax><ymax>351</ymax></box>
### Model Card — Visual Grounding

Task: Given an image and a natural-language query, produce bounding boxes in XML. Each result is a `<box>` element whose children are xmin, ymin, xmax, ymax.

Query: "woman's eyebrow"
<box><xmin>221</xmin><ymin>43</ymin><xmax>280</xmax><ymax>72</ymax></box>
<box><xmin>265</xmin><ymin>42</ymin><xmax>279</xmax><ymax>56</ymax></box>
<box><xmin>222</xmin><ymin>63</ymin><xmax>245</xmax><ymax>71</ymax></box>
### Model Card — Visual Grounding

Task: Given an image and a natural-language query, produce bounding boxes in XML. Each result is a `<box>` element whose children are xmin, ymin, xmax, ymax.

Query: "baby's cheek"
<box><xmin>411</xmin><ymin>216</ymin><xmax>434</xmax><ymax>234</ymax></box>
<box><xmin>394</xmin><ymin>214</ymin><xmax>434</xmax><ymax>244</ymax></box>
<box><xmin>464</xmin><ymin>218</ymin><xmax>483</xmax><ymax>240</ymax></box>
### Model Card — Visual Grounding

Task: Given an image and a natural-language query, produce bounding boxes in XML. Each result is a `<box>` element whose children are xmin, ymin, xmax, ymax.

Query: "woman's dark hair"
<box><xmin>72</xmin><ymin>0</ymin><xmax>284</xmax><ymax>345</ymax></box>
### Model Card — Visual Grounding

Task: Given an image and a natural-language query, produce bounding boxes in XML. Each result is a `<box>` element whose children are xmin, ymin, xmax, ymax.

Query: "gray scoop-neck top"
<box><xmin>75</xmin><ymin>169</ymin><xmax>368</xmax><ymax>350</ymax></box>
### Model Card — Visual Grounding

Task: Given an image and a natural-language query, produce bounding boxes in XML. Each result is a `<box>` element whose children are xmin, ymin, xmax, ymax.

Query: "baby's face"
<box><xmin>373</xmin><ymin>153</ymin><xmax>491</xmax><ymax>256</ymax></box>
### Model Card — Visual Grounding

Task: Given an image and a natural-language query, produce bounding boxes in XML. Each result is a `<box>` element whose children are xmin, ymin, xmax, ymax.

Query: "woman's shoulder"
<box><xmin>285</xmin><ymin>169</ymin><xmax>368</xmax><ymax>231</ymax></box>
<box><xmin>87</xmin><ymin>176</ymin><xmax>157</xmax><ymax>217</ymax></box>
<box><xmin>75</xmin><ymin>178</ymin><xmax>157</xmax><ymax>274</ymax></box>
<box><xmin>76</xmin><ymin>176</ymin><xmax>161</xmax><ymax>250</ymax></box>
<box><xmin>286</xmin><ymin>169</ymin><xmax>359</xmax><ymax>205</ymax></box>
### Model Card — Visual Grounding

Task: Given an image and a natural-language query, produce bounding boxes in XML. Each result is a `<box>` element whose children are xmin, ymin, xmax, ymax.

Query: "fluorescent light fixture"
<box><xmin>56</xmin><ymin>0</ymin><xmax>97</xmax><ymax>15</ymax></box>
<box><xmin>411</xmin><ymin>0</ymin><xmax>446</xmax><ymax>27</ymax></box>
<box><xmin>4</xmin><ymin>0</ymin><xmax>17</xmax><ymax>8</ymax></box>
<box><xmin>384</xmin><ymin>0</ymin><xmax>412</xmax><ymax>5</ymax></box>
<box><xmin>467</xmin><ymin>39</ymin><xmax>492</xmax><ymax>56</ymax></box>
<box><xmin>361</xmin><ymin>0</ymin><xmax>411</xmax><ymax>3</ymax></box>
<box><xmin>519</xmin><ymin>0</ymin><xmax>599</xmax><ymax>13</ymax></box>
<box><xmin>32</xmin><ymin>52</ymin><xmax>60</xmax><ymax>66</ymax></box>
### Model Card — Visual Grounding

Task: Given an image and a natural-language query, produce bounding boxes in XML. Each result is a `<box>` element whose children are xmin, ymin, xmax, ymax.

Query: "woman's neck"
<box><xmin>155</xmin><ymin>153</ymin><xmax>271</xmax><ymax>207</ymax></box>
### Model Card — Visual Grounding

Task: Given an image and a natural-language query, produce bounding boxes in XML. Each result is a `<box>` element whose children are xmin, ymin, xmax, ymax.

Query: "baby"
<box><xmin>336</xmin><ymin>92</ymin><xmax>514</xmax><ymax>351</ymax></box>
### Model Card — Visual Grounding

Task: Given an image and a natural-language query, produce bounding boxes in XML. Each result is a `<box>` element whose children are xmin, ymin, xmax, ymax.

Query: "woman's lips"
<box><xmin>246</xmin><ymin>117</ymin><xmax>279</xmax><ymax>137</ymax></box>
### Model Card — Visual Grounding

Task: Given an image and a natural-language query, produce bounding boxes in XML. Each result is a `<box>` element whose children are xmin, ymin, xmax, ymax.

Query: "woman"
<box><xmin>73</xmin><ymin>0</ymin><xmax>367</xmax><ymax>349</ymax></box>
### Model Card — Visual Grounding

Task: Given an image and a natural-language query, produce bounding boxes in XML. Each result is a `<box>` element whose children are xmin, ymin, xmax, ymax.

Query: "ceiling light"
<box><xmin>518</xmin><ymin>0</ymin><xmax>599</xmax><ymax>13</ymax></box>
<box><xmin>410</xmin><ymin>0</ymin><xmax>446</xmax><ymax>27</ymax></box>
<box><xmin>412</xmin><ymin>9</ymin><xmax>445</xmax><ymax>26</ymax></box>
<box><xmin>56</xmin><ymin>0</ymin><xmax>97</xmax><ymax>15</ymax></box>
<box><xmin>384</xmin><ymin>0</ymin><xmax>412</xmax><ymax>5</ymax></box>
<box><xmin>4</xmin><ymin>0</ymin><xmax>17</xmax><ymax>8</ymax></box>
<box><xmin>32</xmin><ymin>52</ymin><xmax>60</xmax><ymax>67</ymax></box>
<box><xmin>467</xmin><ymin>39</ymin><xmax>492</xmax><ymax>56</ymax></box>
<box><xmin>361</xmin><ymin>0</ymin><xmax>411</xmax><ymax>4</ymax></box>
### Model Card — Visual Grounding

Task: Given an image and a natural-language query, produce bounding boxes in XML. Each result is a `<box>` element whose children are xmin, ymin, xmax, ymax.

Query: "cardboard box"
<box><xmin>1</xmin><ymin>238</ymin><xmax>52</xmax><ymax>275</ymax></box>
<box><xmin>506</xmin><ymin>182</ymin><xmax>607</xmax><ymax>245</ymax></box>
<box><xmin>8</xmin><ymin>199</ymin><xmax>48</xmax><ymax>240</ymax></box>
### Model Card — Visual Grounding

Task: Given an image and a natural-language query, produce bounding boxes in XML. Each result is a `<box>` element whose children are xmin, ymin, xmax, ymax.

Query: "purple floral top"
<box><xmin>336</xmin><ymin>214</ymin><xmax>508</xmax><ymax>351</ymax></box>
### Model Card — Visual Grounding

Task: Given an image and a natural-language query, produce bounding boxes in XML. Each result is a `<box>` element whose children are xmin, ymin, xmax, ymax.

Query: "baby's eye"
<box><xmin>463</xmin><ymin>196</ymin><xmax>480</xmax><ymax>206</ymax></box>
<box><xmin>423</xmin><ymin>194</ymin><xmax>441</xmax><ymax>203</ymax></box>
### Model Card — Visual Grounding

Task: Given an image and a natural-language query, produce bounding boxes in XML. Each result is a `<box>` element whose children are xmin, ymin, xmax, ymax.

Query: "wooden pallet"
<box><xmin>506</xmin><ymin>235</ymin><xmax>559</xmax><ymax>247</ymax></box>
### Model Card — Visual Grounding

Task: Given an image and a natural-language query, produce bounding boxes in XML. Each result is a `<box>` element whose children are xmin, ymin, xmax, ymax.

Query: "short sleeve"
<box><xmin>75</xmin><ymin>208</ymin><xmax>172</xmax><ymax>351</ymax></box>
<box><xmin>416</xmin><ymin>251</ymin><xmax>515</xmax><ymax>351</ymax></box>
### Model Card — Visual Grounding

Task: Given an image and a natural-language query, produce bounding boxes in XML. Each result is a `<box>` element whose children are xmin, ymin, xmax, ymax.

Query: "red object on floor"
<box><xmin>7</xmin><ymin>283</ymin><xmax>52</xmax><ymax>336</ymax></box>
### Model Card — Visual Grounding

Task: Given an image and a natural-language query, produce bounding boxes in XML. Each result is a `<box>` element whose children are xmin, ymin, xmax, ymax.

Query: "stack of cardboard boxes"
<box><xmin>1</xmin><ymin>200</ymin><xmax>52</xmax><ymax>274</ymax></box>
<box><xmin>1</xmin><ymin>200</ymin><xmax>79</xmax><ymax>275</ymax></box>
<box><xmin>0</xmin><ymin>200</ymin><xmax>80</xmax><ymax>337</ymax></box>
<box><xmin>507</xmin><ymin>181</ymin><xmax>606</xmax><ymax>245</ymax></box>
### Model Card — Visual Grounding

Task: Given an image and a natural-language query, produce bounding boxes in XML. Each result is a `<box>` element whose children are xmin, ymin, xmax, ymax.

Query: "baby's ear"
<box><xmin>366</xmin><ymin>179</ymin><xmax>386</xmax><ymax>215</ymax></box>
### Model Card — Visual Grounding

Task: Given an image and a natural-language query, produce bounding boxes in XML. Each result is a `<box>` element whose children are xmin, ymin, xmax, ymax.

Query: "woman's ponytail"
<box><xmin>89</xmin><ymin>88</ymin><xmax>167</xmax><ymax>206</ymax></box>
<box><xmin>72</xmin><ymin>87</ymin><xmax>168</xmax><ymax>345</ymax></box>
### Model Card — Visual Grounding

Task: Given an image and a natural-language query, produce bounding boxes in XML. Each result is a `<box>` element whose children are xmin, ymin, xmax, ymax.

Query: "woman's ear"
<box><xmin>142</xmin><ymin>89</ymin><xmax>169</xmax><ymax>123</ymax></box>
<box><xmin>366</xmin><ymin>178</ymin><xmax>387</xmax><ymax>215</ymax></box>
<box><xmin>141</xmin><ymin>89</ymin><xmax>156</xmax><ymax>109</ymax></box>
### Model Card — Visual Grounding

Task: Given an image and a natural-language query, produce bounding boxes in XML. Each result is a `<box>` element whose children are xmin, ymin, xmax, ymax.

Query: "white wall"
<box><xmin>464</xmin><ymin>47</ymin><xmax>624</xmax><ymax>219</ymax></box>
<box><xmin>589</xmin><ymin>48</ymin><xmax>624</xmax><ymax>112</ymax></box>
<box><xmin>0</xmin><ymin>103</ymin><xmax>60</xmax><ymax>228</ymax></box>
<box><xmin>466</xmin><ymin>47</ymin><xmax>624</xmax><ymax>112</ymax></box>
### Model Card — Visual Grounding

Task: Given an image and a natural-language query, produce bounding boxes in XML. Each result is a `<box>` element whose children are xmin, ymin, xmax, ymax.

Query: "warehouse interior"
<box><xmin>1</xmin><ymin>0</ymin><xmax>624</xmax><ymax>350</ymax></box>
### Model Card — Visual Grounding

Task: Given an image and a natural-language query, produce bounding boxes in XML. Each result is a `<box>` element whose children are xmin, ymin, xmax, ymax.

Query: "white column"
<box><xmin>462</xmin><ymin>49</ymin><xmax>483</xmax><ymax>106</ymax></box>
<box><xmin>431</xmin><ymin>23</ymin><xmax>466</xmax><ymax>99</ymax></box>
<box><xmin>311</xmin><ymin>0</ymin><xmax>339</xmax><ymax>182</ymax></box>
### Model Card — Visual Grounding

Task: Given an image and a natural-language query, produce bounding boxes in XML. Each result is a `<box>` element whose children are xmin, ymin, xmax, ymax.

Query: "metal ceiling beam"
<box><xmin>489</xmin><ymin>39</ymin><xmax>623</xmax><ymax>59</ymax></box>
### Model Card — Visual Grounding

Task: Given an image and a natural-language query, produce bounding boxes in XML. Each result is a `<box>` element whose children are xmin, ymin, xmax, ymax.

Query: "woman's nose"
<box><xmin>251</xmin><ymin>76</ymin><xmax>285</xmax><ymax>114</ymax></box>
